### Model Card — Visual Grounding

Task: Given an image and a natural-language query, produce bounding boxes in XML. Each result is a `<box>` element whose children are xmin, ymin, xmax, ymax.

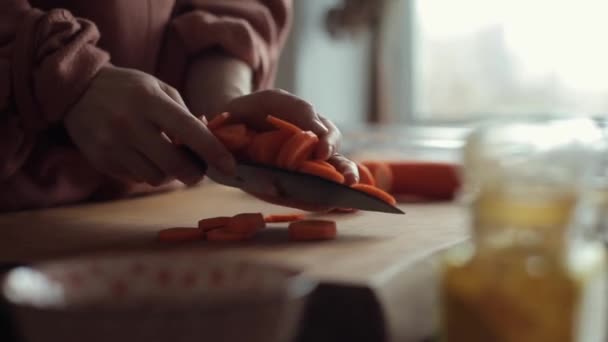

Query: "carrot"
<box><xmin>313</xmin><ymin>160</ymin><xmax>336</xmax><ymax>170</ymax></box>
<box><xmin>198</xmin><ymin>217</ymin><xmax>231</xmax><ymax>231</ymax></box>
<box><xmin>298</xmin><ymin>160</ymin><xmax>345</xmax><ymax>183</ymax></box>
<box><xmin>246</xmin><ymin>130</ymin><xmax>293</xmax><ymax>165</ymax></box>
<box><xmin>213</xmin><ymin>124</ymin><xmax>252</xmax><ymax>152</ymax></box>
<box><xmin>207</xmin><ymin>112</ymin><xmax>231</xmax><ymax>130</ymax></box>
<box><xmin>288</xmin><ymin>220</ymin><xmax>337</xmax><ymax>241</ymax></box>
<box><xmin>264</xmin><ymin>213</ymin><xmax>306</xmax><ymax>223</ymax></box>
<box><xmin>351</xmin><ymin>183</ymin><xmax>397</xmax><ymax>206</ymax></box>
<box><xmin>388</xmin><ymin>161</ymin><xmax>461</xmax><ymax>200</ymax></box>
<box><xmin>357</xmin><ymin>163</ymin><xmax>376</xmax><ymax>186</ymax></box>
<box><xmin>224</xmin><ymin>213</ymin><xmax>266</xmax><ymax>234</ymax></box>
<box><xmin>207</xmin><ymin>228</ymin><xmax>255</xmax><ymax>242</ymax></box>
<box><xmin>157</xmin><ymin>227</ymin><xmax>205</xmax><ymax>243</ymax></box>
<box><xmin>362</xmin><ymin>161</ymin><xmax>393</xmax><ymax>192</ymax></box>
<box><xmin>276</xmin><ymin>131</ymin><xmax>319</xmax><ymax>169</ymax></box>
<box><xmin>266</xmin><ymin>115</ymin><xmax>302</xmax><ymax>135</ymax></box>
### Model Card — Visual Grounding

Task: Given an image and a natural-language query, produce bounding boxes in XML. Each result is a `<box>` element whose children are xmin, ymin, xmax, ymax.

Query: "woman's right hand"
<box><xmin>64</xmin><ymin>65</ymin><xmax>235</xmax><ymax>186</ymax></box>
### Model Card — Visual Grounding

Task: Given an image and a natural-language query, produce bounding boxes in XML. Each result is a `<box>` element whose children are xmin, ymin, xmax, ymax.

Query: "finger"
<box><xmin>79</xmin><ymin>144</ymin><xmax>136</xmax><ymax>182</ymax></box>
<box><xmin>315</xmin><ymin>116</ymin><xmax>342</xmax><ymax>160</ymax></box>
<box><xmin>225</xmin><ymin>89</ymin><xmax>329</xmax><ymax>134</ymax></box>
<box><xmin>127</xmin><ymin>122</ymin><xmax>207</xmax><ymax>185</ymax></box>
<box><xmin>115</xmin><ymin>165</ymin><xmax>143</xmax><ymax>183</ymax></box>
<box><xmin>114</xmin><ymin>148</ymin><xmax>168</xmax><ymax>186</ymax></box>
<box><xmin>328</xmin><ymin>153</ymin><xmax>359</xmax><ymax>185</ymax></box>
<box><xmin>157</xmin><ymin>80</ymin><xmax>188</xmax><ymax>109</ymax></box>
<box><xmin>95</xmin><ymin>160</ymin><xmax>134</xmax><ymax>183</ymax></box>
<box><xmin>147</xmin><ymin>90</ymin><xmax>236</xmax><ymax>175</ymax></box>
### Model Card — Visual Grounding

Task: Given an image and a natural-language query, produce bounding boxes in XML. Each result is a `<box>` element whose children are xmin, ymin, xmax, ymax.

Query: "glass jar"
<box><xmin>439</xmin><ymin>116</ymin><xmax>607</xmax><ymax>342</ymax></box>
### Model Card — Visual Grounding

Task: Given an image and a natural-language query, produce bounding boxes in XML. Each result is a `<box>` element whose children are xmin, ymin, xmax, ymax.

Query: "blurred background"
<box><xmin>276</xmin><ymin>0</ymin><xmax>608</xmax><ymax>126</ymax></box>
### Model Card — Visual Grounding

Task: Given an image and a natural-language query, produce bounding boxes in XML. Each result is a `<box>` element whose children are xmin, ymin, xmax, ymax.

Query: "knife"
<box><xmin>206</xmin><ymin>161</ymin><xmax>405</xmax><ymax>214</ymax></box>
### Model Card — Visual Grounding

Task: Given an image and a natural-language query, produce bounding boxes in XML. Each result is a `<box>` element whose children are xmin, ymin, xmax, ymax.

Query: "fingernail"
<box><xmin>201</xmin><ymin>115</ymin><xmax>208</xmax><ymax>124</ymax></box>
<box><xmin>219</xmin><ymin>157</ymin><xmax>237</xmax><ymax>176</ymax></box>
<box><xmin>344</xmin><ymin>172</ymin><xmax>358</xmax><ymax>185</ymax></box>
<box><xmin>314</xmin><ymin>119</ymin><xmax>329</xmax><ymax>134</ymax></box>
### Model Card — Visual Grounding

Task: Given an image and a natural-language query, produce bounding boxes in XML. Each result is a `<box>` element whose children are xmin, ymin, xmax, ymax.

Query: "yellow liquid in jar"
<box><xmin>440</xmin><ymin>192</ymin><xmax>606</xmax><ymax>342</ymax></box>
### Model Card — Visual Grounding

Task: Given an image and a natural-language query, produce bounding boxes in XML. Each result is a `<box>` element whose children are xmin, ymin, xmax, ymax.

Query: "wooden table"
<box><xmin>0</xmin><ymin>182</ymin><xmax>469</xmax><ymax>342</ymax></box>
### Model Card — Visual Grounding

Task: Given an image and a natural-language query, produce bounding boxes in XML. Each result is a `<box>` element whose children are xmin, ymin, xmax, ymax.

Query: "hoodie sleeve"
<box><xmin>158</xmin><ymin>0</ymin><xmax>292</xmax><ymax>91</ymax></box>
<box><xmin>0</xmin><ymin>0</ymin><xmax>109</xmax><ymax>180</ymax></box>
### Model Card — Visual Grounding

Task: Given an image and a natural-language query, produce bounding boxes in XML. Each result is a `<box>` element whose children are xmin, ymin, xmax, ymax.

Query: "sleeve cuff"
<box><xmin>12</xmin><ymin>8</ymin><xmax>110</xmax><ymax>133</ymax></box>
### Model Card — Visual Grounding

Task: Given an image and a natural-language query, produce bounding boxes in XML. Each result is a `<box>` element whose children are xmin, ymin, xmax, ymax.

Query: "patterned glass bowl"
<box><xmin>1</xmin><ymin>252</ymin><xmax>316</xmax><ymax>342</ymax></box>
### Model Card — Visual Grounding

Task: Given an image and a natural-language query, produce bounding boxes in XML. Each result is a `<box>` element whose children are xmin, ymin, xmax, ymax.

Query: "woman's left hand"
<box><xmin>222</xmin><ymin>89</ymin><xmax>359</xmax><ymax>185</ymax></box>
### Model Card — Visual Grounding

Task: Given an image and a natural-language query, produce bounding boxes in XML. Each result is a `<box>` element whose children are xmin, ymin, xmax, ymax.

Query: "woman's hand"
<box><xmin>64</xmin><ymin>65</ymin><xmax>235</xmax><ymax>186</ymax></box>
<box><xmin>223</xmin><ymin>89</ymin><xmax>360</xmax><ymax>185</ymax></box>
<box><xmin>222</xmin><ymin>89</ymin><xmax>360</xmax><ymax>212</ymax></box>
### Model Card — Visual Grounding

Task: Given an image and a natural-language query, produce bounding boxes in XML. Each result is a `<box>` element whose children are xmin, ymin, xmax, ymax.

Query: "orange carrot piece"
<box><xmin>207</xmin><ymin>112</ymin><xmax>231</xmax><ymax>130</ymax></box>
<box><xmin>357</xmin><ymin>163</ymin><xmax>376</xmax><ymax>186</ymax></box>
<box><xmin>387</xmin><ymin>161</ymin><xmax>461</xmax><ymax>200</ymax></box>
<box><xmin>247</xmin><ymin>130</ymin><xmax>293</xmax><ymax>165</ymax></box>
<box><xmin>207</xmin><ymin>228</ymin><xmax>255</xmax><ymax>242</ymax></box>
<box><xmin>299</xmin><ymin>160</ymin><xmax>345</xmax><ymax>183</ymax></box>
<box><xmin>266</xmin><ymin>115</ymin><xmax>302</xmax><ymax>135</ymax></box>
<box><xmin>213</xmin><ymin>124</ymin><xmax>252</xmax><ymax>152</ymax></box>
<box><xmin>264</xmin><ymin>213</ymin><xmax>306</xmax><ymax>223</ymax></box>
<box><xmin>224</xmin><ymin>213</ymin><xmax>266</xmax><ymax>234</ymax></box>
<box><xmin>362</xmin><ymin>161</ymin><xmax>393</xmax><ymax>192</ymax></box>
<box><xmin>312</xmin><ymin>160</ymin><xmax>336</xmax><ymax>170</ymax></box>
<box><xmin>276</xmin><ymin>131</ymin><xmax>319</xmax><ymax>169</ymax></box>
<box><xmin>157</xmin><ymin>227</ymin><xmax>205</xmax><ymax>243</ymax></box>
<box><xmin>288</xmin><ymin>220</ymin><xmax>337</xmax><ymax>241</ymax></box>
<box><xmin>198</xmin><ymin>217</ymin><xmax>231</xmax><ymax>231</ymax></box>
<box><xmin>351</xmin><ymin>183</ymin><xmax>397</xmax><ymax>206</ymax></box>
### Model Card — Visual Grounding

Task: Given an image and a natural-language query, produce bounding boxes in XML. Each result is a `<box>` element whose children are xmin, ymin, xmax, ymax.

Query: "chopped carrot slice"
<box><xmin>351</xmin><ymin>183</ymin><xmax>397</xmax><ymax>206</ymax></box>
<box><xmin>246</xmin><ymin>130</ymin><xmax>293</xmax><ymax>165</ymax></box>
<box><xmin>276</xmin><ymin>131</ymin><xmax>319</xmax><ymax>169</ymax></box>
<box><xmin>264</xmin><ymin>214</ymin><xmax>306</xmax><ymax>223</ymax></box>
<box><xmin>198</xmin><ymin>217</ymin><xmax>231</xmax><ymax>231</ymax></box>
<box><xmin>213</xmin><ymin>124</ymin><xmax>252</xmax><ymax>152</ymax></box>
<box><xmin>388</xmin><ymin>161</ymin><xmax>461</xmax><ymax>200</ymax></box>
<box><xmin>224</xmin><ymin>213</ymin><xmax>266</xmax><ymax>234</ymax></box>
<box><xmin>157</xmin><ymin>227</ymin><xmax>204</xmax><ymax>243</ymax></box>
<box><xmin>288</xmin><ymin>220</ymin><xmax>337</xmax><ymax>241</ymax></box>
<box><xmin>207</xmin><ymin>228</ymin><xmax>255</xmax><ymax>242</ymax></box>
<box><xmin>298</xmin><ymin>160</ymin><xmax>345</xmax><ymax>183</ymax></box>
<box><xmin>362</xmin><ymin>162</ymin><xmax>393</xmax><ymax>192</ymax></box>
<box><xmin>357</xmin><ymin>163</ymin><xmax>376</xmax><ymax>186</ymax></box>
<box><xmin>207</xmin><ymin>112</ymin><xmax>231</xmax><ymax>130</ymax></box>
<box><xmin>311</xmin><ymin>160</ymin><xmax>336</xmax><ymax>170</ymax></box>
<box><xmin>266</xmin><ymin>115</ymin><xmax>302</xmax><ymax>135</ymax></box>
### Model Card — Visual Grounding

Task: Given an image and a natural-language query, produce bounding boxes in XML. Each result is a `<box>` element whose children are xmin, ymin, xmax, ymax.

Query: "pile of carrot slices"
<box><xmin>157</xmin><ymin>213</ymin><xmax>337</xmax><ymax>243</ymax></box>
<box><xmin>206</xmin><ymin>113</ymin><xmax>398</xmax><ymax>208</ymax></box>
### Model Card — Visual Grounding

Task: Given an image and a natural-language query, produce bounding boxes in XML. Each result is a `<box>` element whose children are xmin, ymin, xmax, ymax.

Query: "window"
<box><xmin>407</xmin><ymin>0</ymin><xmax>608</xmax><ymax>122</ymax></box>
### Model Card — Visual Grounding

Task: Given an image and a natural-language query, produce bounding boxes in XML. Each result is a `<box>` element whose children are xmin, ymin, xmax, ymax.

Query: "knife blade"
<box><xmin>206</xmin><ymin>161</ymin><xmax>404</xmax><ymax>214</ymax></box>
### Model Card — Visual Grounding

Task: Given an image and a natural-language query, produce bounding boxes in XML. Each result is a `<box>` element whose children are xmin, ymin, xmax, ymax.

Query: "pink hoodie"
<box><xmin>0</xmin><ymin>0</ymin><xmax>292</xmax><ymax>211</ymax></box>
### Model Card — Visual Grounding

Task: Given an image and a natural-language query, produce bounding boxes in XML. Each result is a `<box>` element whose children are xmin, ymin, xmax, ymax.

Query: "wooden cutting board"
<box><xmin>0</xmin><ymin>182</ymin><xmax>469</xmax><ymax>341</ymax></box>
